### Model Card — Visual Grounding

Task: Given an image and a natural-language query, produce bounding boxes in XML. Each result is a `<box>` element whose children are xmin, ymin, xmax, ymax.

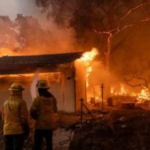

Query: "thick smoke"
<box><xmin>0</xmin><ymin>15</ymin><xmax>79</xmax><ymax>56</ymax></box>
<box><xmin>0</xmin><ymin>0</ymin><xmax>79</xmax><ymax>56</ymax></box>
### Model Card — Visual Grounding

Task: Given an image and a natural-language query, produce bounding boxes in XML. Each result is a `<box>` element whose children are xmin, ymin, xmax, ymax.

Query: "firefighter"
<box><xmin>30</xmin><ymin>80</ymin><xmax>58</xmax><ymax>150</ymax></box>
<box><xmin>2</xmin><ymin>83</ymin><xmax>29</xmax><ymax>150</ymax></box>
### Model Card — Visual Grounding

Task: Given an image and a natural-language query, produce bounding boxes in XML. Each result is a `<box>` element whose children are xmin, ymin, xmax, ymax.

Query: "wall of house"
<box><xmin>0</xmin><ymin>71</ymin><xmax>76</xmax><ymax>112</ymax></box>
<box><xmin>74</xmin><ymin>60</ymin><xmax>86</xmax><ymax>112</ymax></box>
<box><xmin>49</xmin><ymin>76</ymin><xmax>75</xmax><ymax>112</ymax></box>
<box><xmin>64</xmin><ymin>76</ymin><xmax>75</xmax><ymax>112</ymax></box>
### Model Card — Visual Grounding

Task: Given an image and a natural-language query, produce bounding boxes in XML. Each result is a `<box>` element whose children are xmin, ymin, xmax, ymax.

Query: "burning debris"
<box><xmin>110</xmin><ymin>83</ymin><xmax>150</xmax><ymax>108</ymax></box>
<box><xmin>74</xmin><ymin>49</ymin><xmax>150</xmax><ymax>110</ymax></box>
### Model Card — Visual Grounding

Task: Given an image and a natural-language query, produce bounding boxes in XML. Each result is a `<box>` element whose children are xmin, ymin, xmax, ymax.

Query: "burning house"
<box><xmin>0</xmin><ymin>48</ymin><xmax>102</xmax><ymax>114</ymax></box>
<box><xmin>0</xmin><ymin>52</ymin><xmax>89</xmax><ymax>112</ymax></box>
<box><xmin>0</xmin><ymin>48</ymin><xmax>148</xmax><ymax>114</ymax></box>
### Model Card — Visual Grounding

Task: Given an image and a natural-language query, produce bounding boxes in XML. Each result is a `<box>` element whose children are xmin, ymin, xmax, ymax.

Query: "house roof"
<box><xmin>0</xmin><ymin>52</ymin><xmax>83</xmax><ymax>74</ymax></box>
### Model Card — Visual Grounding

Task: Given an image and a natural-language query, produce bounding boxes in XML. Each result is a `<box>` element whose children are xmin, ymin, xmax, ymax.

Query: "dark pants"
<box><xmin>34</xmin><ymin>129</ymin><xmax>53</xmax><ymax>150</ymax></box>
<box><xmin>3</xmin><ymin>134</ymin><xmax>25</xmax><ymax>150</ymax></box>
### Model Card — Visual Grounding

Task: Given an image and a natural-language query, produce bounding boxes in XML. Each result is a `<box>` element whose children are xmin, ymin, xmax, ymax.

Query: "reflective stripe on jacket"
<box><xmin>2</xmin><ymin>96</ymin><xmax>28</xmax><ymax>135</ymax></box>
<box><xmin>30</xmin><ymin>96</ymin><xmax>57</xmax><ymax>130</ymax></box>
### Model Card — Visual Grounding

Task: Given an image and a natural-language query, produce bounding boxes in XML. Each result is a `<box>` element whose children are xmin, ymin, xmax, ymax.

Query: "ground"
<box><xmin>0</xmin><ymin>112</ymin><xmax>83</xmax><ymax>150</ymax></box>
<box><xmin>23</xmin><ymin>112</ymin><xmax>83</xmax><ymax>150</ymax></box>
<box><xmin>1</xmin><ymin>105</ymin><xmax>150</xmax><ymax>150</ymax></box>
<box><xmin>69</xmin><ymin>107</ymin><xmax>150</xmax><ymax>150</ymax></box>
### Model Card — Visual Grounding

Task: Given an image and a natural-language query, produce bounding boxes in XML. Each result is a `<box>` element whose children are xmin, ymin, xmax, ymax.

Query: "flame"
<box><xmin>0</xmin><ymin>74</ymin><xmax>34</xmax><ymax>78</ymax></box>
<box><xmin>79</xmin><ymin>48</ymin><xmax>98</xmax><ymax>62</ymax></box>
<box><xmin>78</xmin><ymin>48</ymin><xmax>98</xmax><ymax>87</ymax></box>
<box><xmin>110</xmin><ymin>84</ymin><xmax>150</xmax><ymax>102</ymax></box>
<box><xmin>110</xmin><ymin>83</ymin><xmax>128</xmax><ymax>96</ymax></box>
<box><xmin>137</xmin><ymin>87</ymin><xmax>150</xmax><ymax>100</ymax></box>
<box><xmin>0</xmin><ymin>72</ymin><xmax>62</xmax><ymax>78</ymax></box>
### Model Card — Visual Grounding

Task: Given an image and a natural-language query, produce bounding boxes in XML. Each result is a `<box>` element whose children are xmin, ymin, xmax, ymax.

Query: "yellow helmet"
<box><xmin>37</xmin><ymin>80</ymin><xmax>49</xmax><ymax>89</ymax></box>
<box><xmin>9</xmin><ymin>83</ymin><xmax>24</xmax><ymax>91</ymax></box>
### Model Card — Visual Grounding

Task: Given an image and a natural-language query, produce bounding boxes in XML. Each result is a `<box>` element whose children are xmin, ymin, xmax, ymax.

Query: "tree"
<box><xmin>111</xmin><ymin>23</ymin><xmax>150</xmax><ymax>89</ymax></box>
<box><xmin>36</xmin><ymin>0</ymin><xmax>149</xmax><ymax>62</ymax></box>
<box><xmin>112</xmin><ymin>51</ymin><xmax>150</xmax><ymax>88</ymax></box>
<box><xmin>35</xmin><ymin>0</ymin><xmax>150</xmax><ymax>96</ymax></box>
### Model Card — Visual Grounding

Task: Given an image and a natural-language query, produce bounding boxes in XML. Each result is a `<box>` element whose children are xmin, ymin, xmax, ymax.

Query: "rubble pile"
<box><xmin>69</xmin><ymin>108</ymin><xmax>150</xmax><ymax>150</ymax></box>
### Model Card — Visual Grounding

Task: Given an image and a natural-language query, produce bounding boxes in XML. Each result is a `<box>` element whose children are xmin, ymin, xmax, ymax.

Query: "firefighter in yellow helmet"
<box><xmin>2</xmin><ymin>83</ymin><xmax>29</xmax><ymax>150</ymax></box>
<box><xmin>30</xmin><ymin>80</ymin><xmax>57</xmax><ymax>150</ymax></box>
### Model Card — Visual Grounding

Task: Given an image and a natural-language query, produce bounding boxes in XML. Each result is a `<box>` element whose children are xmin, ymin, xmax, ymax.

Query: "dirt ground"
<box><xmin>0</xmin><ymin>112</ymin><xmax>81</xmax><ymax>150</ymax></box>
<box><xmin>1</xmin><ymin>105</ymin><xmax>150</xmax><ymax>150</ymax></box>
<box><xmin>23</xmin><ymin>112</ymin><xmax>83</xmax><ymax>150</ymax></box>
<box><xmin>68</xmin><ymin>107</ymin><xmax>150</xmax><ymax>150</ymax></box>
<box><xmin>0</xmin><ymin>112</ymin><xmax>85</xmax><ymax>150</ymax></box>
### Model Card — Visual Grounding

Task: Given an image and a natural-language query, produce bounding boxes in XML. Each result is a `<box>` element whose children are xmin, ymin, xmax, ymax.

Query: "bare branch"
<box><xmin>99</xmin><ymin>5</ymin><xmax>108</xmax><ymax>14</ymax></box>
<box><xmin>125</xmin><ymin>83</ymin><xmax>145</xmax><ymax>87</ymax></box>
<box><xmin>123</xmin><ymin>76</ymin><xmax>146</xmax><ymax>87</ymax></box>
<box><xmin>117</xmin><ymin>2</ymin><xmax>150</xmax><ymax>28</ymax></box>
<box><xmin>94</xmin><ymin>29</ymin><xmax>117</xmax><ymax>35</ymax></box>
<box><xmin>95</xmin><ymin>16</ymin><xmax>150</xmax><ymax>38</ymax></box>
<box><xmin>114</xmin><ymin>17</ymin><xmax>150</xmax><ymax>37</ymax></box>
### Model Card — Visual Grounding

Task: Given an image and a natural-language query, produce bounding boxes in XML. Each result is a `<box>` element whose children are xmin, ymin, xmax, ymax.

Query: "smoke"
<box><xmin>0</xmin><ymin>0</ymin><xmax>79</xmax><ymax>56</ymax></box>
<box><xmin>30</xmin><ymin>73</ymin><xmax>39</xmax><ymax>100</ymax></box>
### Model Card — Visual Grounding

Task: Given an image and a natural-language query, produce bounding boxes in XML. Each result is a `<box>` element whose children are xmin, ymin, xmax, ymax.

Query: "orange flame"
<box><xmin>111</xmin><ymin>84</ymin><xmax>150</xmax><ymax>102</ymax></box>
<box><xmin>137</xmin><ymin>87</ymin><xmax>150</xmax><ymax>100</ymax></box>
<box><xmin>111</xmin><ymin>83</ymin><xmax>128</xmax><ymax>96</ymax></box>
<box><xmin>79</xmin><ymin>48</ymin><xmax>98</xmax><ymax>62</ymax></box>
<box><xmin>78</xmin><ymin>48</ymin><xmax>98</xmax><ymax>87</ymax></box>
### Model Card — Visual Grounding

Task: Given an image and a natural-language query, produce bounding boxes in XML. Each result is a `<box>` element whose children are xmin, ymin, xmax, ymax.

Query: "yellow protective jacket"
<box><xmin>2</xmin><ymin>96</ymin><xmax>28</xmax><ymax>135</ymax></box>
<box><xmin>30</xmin><ymin>95</ymin><xmax>57</xmax><ymax>130</ymax></box>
